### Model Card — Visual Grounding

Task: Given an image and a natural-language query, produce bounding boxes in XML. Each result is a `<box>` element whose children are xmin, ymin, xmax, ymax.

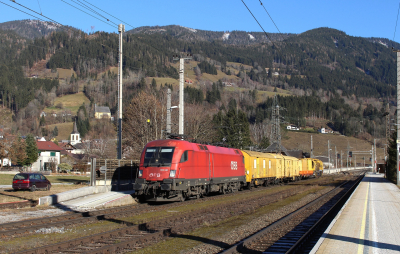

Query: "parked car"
<box><xmin>12</xmin><ymin>173</ymin><xmax>51</xmax><ymax>191</ymax></box>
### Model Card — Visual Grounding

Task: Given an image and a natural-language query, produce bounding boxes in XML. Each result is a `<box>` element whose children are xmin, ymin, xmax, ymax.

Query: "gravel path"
<box><xmin>0</xmin><ymin>207</ymin><xmax>68</xmax><ymax>223</ymax></box>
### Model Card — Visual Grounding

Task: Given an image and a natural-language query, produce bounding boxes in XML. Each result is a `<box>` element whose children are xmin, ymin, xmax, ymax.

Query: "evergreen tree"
<box><xmin>53</xmin><ymin>126</ymin><xmax>59</xmax><ymax>137</ymax></box>
<box><xmin>24</xmin><ymin>134</ymin><xmax>39</xmax><ymax>166</ymax></box>
<box><xmin>40</xmin><ymin>115</ymin><xmax>46</xmax><ymax>126</ymax></box>
<box><xmin>151</xmin><ymin>78</ymin><xmax>157</xmax><ymax>90</ymax></box>
<box><xmin>213</xmin><ymin>108</ymin><xmax>251</xmax><ymax>149</ymax></box>
<box><xmin>386</xmin><ymin>131</ymin><xmax>397</xmax><ymax>183</ymax></box>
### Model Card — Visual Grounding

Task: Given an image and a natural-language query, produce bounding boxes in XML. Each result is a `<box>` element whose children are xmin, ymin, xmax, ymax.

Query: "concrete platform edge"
<box><xmin>309</xmin><ymin>174</ymin><xmax>365</xmax><ymax>254</ymax></box>
<box><xmin>39</xmin><ymin>185</ymin><xmax>112</xmax><ymax>206</ymax></box>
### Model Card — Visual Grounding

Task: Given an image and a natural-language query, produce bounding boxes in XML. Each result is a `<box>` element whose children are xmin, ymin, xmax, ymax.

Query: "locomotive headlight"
<box><xmin>169</xmin><ymin>170</ymin><xmax>176</xmax><ymax>178</ymax></box>
<box><xmin>246</xmin><ymin>170</ymin><xmax>249</xmax><ymax>175</ymax></box>
<box><xmin>138</xmin><ymin>170</ymin><xmax>143</xmax><ymax>177</ymax></box>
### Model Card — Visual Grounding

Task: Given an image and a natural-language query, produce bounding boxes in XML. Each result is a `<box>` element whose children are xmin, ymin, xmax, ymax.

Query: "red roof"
<box><xmin>36</xmin><ymin>141</ymin><xmax>64</xmax><ymax>151</ymax></box>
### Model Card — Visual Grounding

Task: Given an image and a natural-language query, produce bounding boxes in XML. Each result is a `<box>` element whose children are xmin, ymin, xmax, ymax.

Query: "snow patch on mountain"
<box><xmin>180</xmin><ymin>26</ymin><xmax>197</xmax><ymax>33</ymax></box>
<box><xmin>222</xmin><ymin>33</ymin><xmax>230</xmax><ymax>40</ymax></box>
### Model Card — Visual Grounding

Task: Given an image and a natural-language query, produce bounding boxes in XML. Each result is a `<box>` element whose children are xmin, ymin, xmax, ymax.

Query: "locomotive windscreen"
<box><xmin>144</xmin><ymin>147</ymin><xmax>175</xmax><ymax>166</ymax></box>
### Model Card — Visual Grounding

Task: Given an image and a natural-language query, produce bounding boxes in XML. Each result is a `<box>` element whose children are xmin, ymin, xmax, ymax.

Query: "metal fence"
<box><xmin>90</xmin><ymin>158</ymin><xmax>139</xmax><ymax>191</ymax></box>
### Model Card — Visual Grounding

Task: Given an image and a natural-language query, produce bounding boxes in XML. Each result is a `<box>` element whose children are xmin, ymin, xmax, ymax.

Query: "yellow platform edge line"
<box><xmin>357</xmin><ymin>181</ymin><xmax>369</xmax><ymax>254</ymax></box>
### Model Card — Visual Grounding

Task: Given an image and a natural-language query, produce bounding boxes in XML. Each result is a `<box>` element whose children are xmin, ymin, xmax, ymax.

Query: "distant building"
<box><xmin>70</xmin><ymin>120</ymin><xmax>81</xmax><ymax>145</ymax></box>
<box><xmin>287</xmin><ymin>125</ymin><xmax>300</xmax><ymax>131</ymax></box>
<box><xmin>185</xmin><ymin>78</ymin><xmax>193</xmax><ymax>84</ymax></box>
<box><xmin>94</xmin><ymin>104</ymin><xmax>111</xmax><ymax>119</ymax></box>
<box><xmin>32</xmin><ymin>141</ymin><xmax>63</xmax><ymax>171</ymax></box>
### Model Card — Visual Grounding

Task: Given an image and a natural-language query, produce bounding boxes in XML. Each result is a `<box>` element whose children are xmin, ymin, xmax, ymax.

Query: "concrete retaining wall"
<box><xmin>39</xmin><ymin>185</ymin><xmax>111</xmax><ymax>206</ymax></box>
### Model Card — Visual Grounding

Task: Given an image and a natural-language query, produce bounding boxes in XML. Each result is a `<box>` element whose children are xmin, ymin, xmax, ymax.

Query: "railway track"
<box><xmin>13</xmin><ymin>186</ymin><xmax>314</xmax><ymax>254</ymax></box>
<box><xmin>221</xmin><ymin>171</ymin><xmax>365</xmax><ymax>254</ymax></box>
<box><xmin>0</xmin><ymin>200</ymin><xmax>37</xmax><ymax>210</ymax></box>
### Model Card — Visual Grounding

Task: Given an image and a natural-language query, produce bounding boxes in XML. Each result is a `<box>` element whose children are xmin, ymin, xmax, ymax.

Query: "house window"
<box><xmin>50</xmin><ymin>152</ymin><xmax>56</xmax><ymax>157</ymax></box>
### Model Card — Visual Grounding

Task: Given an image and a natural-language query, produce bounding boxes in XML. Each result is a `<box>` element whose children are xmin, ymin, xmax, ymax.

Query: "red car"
<box><xmin>12</xmin><ymin>173</ymin><xmax>51</xmax><ymax>191</ymax></box>
<box><xmin>133</xmin><ymin>139</ymin><xmax>246</xmax><ymax>202</ymax></box>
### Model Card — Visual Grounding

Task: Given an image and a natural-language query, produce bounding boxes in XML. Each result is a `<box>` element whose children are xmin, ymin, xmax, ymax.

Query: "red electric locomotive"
<box><xmin>133</xmin><ymin>139</ymin><xmax>246</xmax><ymax>202</ymax></box>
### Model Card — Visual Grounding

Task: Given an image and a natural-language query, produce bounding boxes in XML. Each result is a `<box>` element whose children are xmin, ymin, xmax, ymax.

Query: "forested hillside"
<box><xmin>0</xmin><ymin>21</ymin><xmax>396</xmax><ymax>155</ymax></box>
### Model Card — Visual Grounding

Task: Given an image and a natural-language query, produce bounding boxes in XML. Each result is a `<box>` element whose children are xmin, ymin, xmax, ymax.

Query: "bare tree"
<box><xmin>185</xmin><ymin>104</ymin><xmax>217</xmax><ymax>142</ymax></box>
<box><xmin>123</xmin><ymin>91</ymin><xmax>165</xmax><ymax>159</ymax></box>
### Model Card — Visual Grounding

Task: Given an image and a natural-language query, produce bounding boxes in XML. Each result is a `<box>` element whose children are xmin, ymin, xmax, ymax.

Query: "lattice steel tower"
<box><xmin>270</xmin><ymin>94</ymin><xmax>282</xmax><ymax>154</ymax></box>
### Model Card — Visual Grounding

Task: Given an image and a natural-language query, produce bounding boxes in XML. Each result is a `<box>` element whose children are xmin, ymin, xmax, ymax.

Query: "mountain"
<box><xmin>0</xmin><ymin>20</ymin><xmax>73</xmax><ymax>39</ymax></box>
<box><xmin>127</xmin><ymin>25</ymin><xmax>295</xmax><ymax>45</ymax></box>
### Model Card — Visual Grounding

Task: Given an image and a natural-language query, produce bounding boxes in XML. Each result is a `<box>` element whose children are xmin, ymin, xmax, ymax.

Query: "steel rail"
<box><xmin>221</xmin><ymin>172</ymin><xmax>365</xmax><ymax>254</ymax></box>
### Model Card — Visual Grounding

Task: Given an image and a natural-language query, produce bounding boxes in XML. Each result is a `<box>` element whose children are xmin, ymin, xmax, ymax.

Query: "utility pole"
<box><xmin>117</xmin><ymin>24</ymin><xmax>125</xmax><ymax>159</ymax></box>
<box><xmin>166</xmin><ymin>89</ymin><xmax>172</xmax><ymax>136</ymax></box>
<box><xmin>173</xmin><ymin>54</ymin><xmax>192</xmax><ymax>136</ymax></box>
<box><xmin>310</xmin><ymin>135</ymin><xmax>314</xmax><ymax>158</ymax></box>
<box><xmin>341</xmin><ymin>150</ymin><xmax>343</xmax><ymax>170</ymax></box>
<box><xmin>335</xmin><ymin>146</ymin><xmax>337</xmax><ymax>169</ymax></box>
<box><xmin>393</xmin><ymin>48</ymin><xmax>400</xmax><ymax>185</ymax></box>
<box><xmin>374</xmin><ymin>139</ymin><xmax>377</xmax><ymax>173</ymax></box>
<box><xmin>328</xmin><ymin>140</ymin><xmax>331</xmax><ymax>170</ymax></box>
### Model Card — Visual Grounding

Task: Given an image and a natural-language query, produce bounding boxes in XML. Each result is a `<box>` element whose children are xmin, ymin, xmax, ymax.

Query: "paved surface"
<box><xmin>57</xmin><ymin>190</ymin><xmax>136</xmax><ymax>211</ymax></box>
<box><xmin>312</xmin><ymin>173</ymin><xmax>400</xmax><ymax>254</ymax></box>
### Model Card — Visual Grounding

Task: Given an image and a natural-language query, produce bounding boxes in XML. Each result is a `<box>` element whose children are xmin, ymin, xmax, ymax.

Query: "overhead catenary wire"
<box><xmin>240</xmin><ymin>0</ymin><xmax>283</xmax><ymax>57</ymax></box>
<box><xmin>1</xmin><ymin>1</ymin><xmax>52</xmax><ymax>25</ymax></box>
<box><xmin>60</xmin><ymin>0</ymin><xmax>117</xmax><ymax>29</ymax></box>
<box><xmin>72</xmin><ymin>0</ymin><xmax>119</xmax><ymax>27</ymax></box>
<box><xmin>258</xmin><ymin>0</ymin><xmax>286</xmax><ymax>43</ymax></box>
<box><xmin>10</xmin><ymin>0</ymin><xmax>64</xmax><ymax>28</ymax></box>
<box><xmin>79</xmin><ymin>0</ymin><xmax>135</xmax><ymax>29</ymax></box>
<box><xmin>393</xmin><ymin>1</ymin><xmax>400</xmax><ymax>41</ymax></box>
<box><xmin>36</xmin><ymin>0</ymin><xmax>42</xmax><ymax>14</ymax></box>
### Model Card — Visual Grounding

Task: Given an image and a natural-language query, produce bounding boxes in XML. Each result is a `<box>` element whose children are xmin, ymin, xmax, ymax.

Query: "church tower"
<box><xmin>70</xmin><ymin>119</ymin><xmax>81</xmax><ymax>145</ymax></box>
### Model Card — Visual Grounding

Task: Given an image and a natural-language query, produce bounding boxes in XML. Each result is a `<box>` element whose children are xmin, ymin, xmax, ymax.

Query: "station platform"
<box><xmin>311</xmin><ymin>173</ymin><xmax>400</xmax><ymax>254</ymax></box>
<box><xmin>56</xmin><ymin>190</ymin><xmax>136</xmax><ymax>212</ymax></box>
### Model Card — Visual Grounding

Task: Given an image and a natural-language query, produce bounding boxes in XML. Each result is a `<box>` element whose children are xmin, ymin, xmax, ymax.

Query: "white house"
<box><xmin>287</xmin><ymin>125</ymin><xmax>300</xmax><ymax>131</ymax></box>
<box><xmin>32</xmin><ymin>141</ymin><xmax>63</xmax><ymax>171</ymax></box>
<box><xmin>319</xmin><ymin>128</ymin><xmax>326</xmax><ymax>134</ymax></box>
<box><xmin>0</xmin><ymin>158</ymin><xmax>11</xmax><ymax>167</ymax></box>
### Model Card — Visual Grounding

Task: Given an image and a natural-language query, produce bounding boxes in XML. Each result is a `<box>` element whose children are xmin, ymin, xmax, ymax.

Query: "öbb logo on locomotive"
<box><xmin>133</xmin><ymin>139</ymin><xmax>323</xmax><ymax>202</ymax></box>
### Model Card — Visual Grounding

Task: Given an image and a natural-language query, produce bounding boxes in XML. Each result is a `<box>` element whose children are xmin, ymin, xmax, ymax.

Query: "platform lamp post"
<box><xmin>173</xmin><ymin>54</ymin><xmax>192</xmax><ymax>137</ymax></box>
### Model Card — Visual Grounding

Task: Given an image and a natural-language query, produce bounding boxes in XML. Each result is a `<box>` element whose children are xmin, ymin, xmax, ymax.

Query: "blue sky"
<box><xmin>1</xmin><ymin>0</ymin><xmax>400</xmax><ymax>42</ymax></box>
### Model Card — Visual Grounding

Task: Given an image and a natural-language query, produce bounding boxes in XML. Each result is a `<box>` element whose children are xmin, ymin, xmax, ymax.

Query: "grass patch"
<box><xmin>45</xmin><ymin>122</ymin><xmax>74</xmax><ymax>141</ymax></box>
<box><xmin>57</xmin><ymin>68</ymin><xmax>76</xmax><ymax>80</ymax></box>
<box><xmin>0</xmin><ymin>174</ymin><xmax>89</xmax><ymax>185</ymax></box>
<box><xmin>44</xmin><ymin>92</ymin><xmax>90</xmax><ymax>115</ymax></box>
<box><xmin>0</xmin><ymin>184</ymin><xmax>87</xmax><ymax>203</ymax></box>
<box><xmin>134</xmin><ymin>186</ymin><xmax>327</xmax><ymax>254</ymax></box>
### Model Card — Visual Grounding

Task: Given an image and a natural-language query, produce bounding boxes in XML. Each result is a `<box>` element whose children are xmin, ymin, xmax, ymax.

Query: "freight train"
<box><xmin>133</xmin><ymin>139</ymin><xmax>323</xmax><ymax>202</ymax></box>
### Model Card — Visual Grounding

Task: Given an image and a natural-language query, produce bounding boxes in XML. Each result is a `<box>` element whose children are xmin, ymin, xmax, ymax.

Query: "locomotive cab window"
<box><xmin>180</xmin><ymin>151</ymin><xmax>189</xmax><ymax>163</ymax></box>
<box><xmin>144</xmin><ymin>147</ymin><xmax>175</xmax><ymax>166</ymax></box>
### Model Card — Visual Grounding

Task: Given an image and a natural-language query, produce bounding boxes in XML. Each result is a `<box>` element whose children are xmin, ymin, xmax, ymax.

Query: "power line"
<box><xmin>11</xmin><ymin>0</ymin><xmax>64</xmax><ymax>28</ymax></box>
<box><xmin>60</xmin><ymin>0</ymin><xmax>117</xmax><ymax>29</ymax></box>
<box><xmin>80</xmin><ymin>0</ymin><xmax>135</xmax><ymax>29</ymax></box>
<box><xmin>258</xmin><ymin>0</ymin><xmax>286</xmax><ymax>42</ymax></box>
<box><xmin>36</xmin><ymin>0</ymin><xmax>42</xmax><ymax>14</ymax></box>
<box><xmin>240</xmin><ymin>0</ymin><xmax>282</xmax><ymax>56</ymax></box>
<box><xmin>0</xmin><ymin>1</ymin><xmax>48</xmax><ymax>24</ymax></box>
<box><xmin>394</xmin><ymin>1</ymin><xmax>400</xmax><ymax>41</ymax></box>
<box><xmin>72</xmin><ymin>0</ymin><xmax>119</xmax><ymax>26</ymax></box>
